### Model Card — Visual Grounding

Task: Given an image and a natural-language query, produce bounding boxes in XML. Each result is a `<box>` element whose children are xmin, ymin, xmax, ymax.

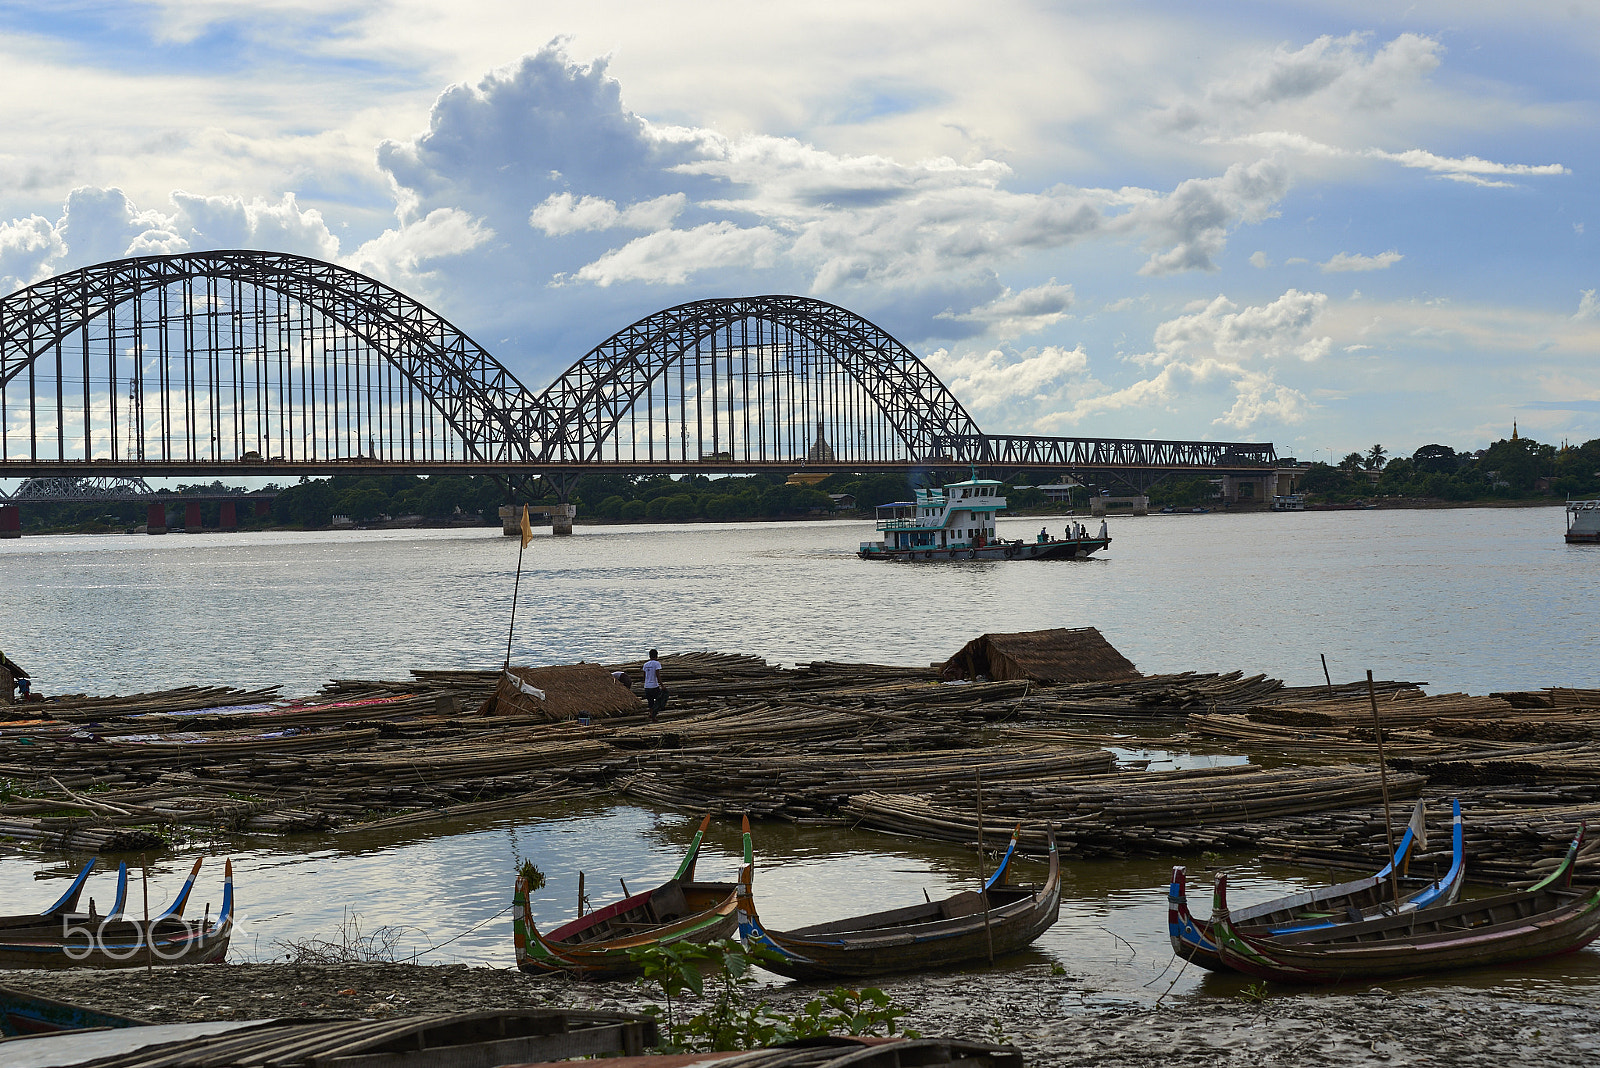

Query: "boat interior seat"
<box><xmin>939</xmin><ymin>893</ymin><xmax>987</xmax><ymax>920</ymax></box>
<box><xmin>649</xmin><ymin>885</ymin><xmax>689</xmax><ymax>921</ymax></box>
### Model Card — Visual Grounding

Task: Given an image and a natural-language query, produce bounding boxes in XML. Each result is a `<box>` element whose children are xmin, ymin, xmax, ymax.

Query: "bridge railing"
<box><xmin>927</xmin><ymin>435</ymin><xmax>1277</xmax><ymax>468</ymax></box>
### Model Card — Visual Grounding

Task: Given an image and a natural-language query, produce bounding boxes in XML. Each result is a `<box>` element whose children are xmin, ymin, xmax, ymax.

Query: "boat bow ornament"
<box><xmin>0</xmin><ymin>251</ymin><xmax>1276</xmax><ymax>476</ymax></box>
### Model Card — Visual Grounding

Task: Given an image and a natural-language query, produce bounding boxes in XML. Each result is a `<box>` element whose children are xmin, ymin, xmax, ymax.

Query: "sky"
<box><xmin>0</xmin><ymin>0</ymin><xmax>1596</xmax><ymax>463</ymax></box>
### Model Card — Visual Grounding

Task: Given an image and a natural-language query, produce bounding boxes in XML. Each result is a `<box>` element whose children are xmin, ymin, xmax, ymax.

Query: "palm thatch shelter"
<box><xmin>485</xmin><ymin>663</ymin><xmax>644</xmax><ymax>720</ymax></box>
<box><xmin>941</xmin><ymin>627</ymin><xmax>1140</xmax><ymax>684</ymax></box>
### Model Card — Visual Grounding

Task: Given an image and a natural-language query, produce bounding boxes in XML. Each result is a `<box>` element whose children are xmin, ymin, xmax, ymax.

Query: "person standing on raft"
<box><xmin>642</xmin><ymin>649</ymin><xmax>668</xmax><ymax>720</ymax></box>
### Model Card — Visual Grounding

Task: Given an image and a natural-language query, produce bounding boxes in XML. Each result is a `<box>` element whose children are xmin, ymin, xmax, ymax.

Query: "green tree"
<box><xmin>337</xmin><ymin>486</ymin><xmax>390</xmax><ymax>522</ymax></box>
<box><xmin>660</xmin><ymin>494</ymin><xmax>699</xmax><ymax>520</ymax></box>
<box><xmin>1412</xmin><ymin>444</ymin><xmax>1460</xmax><ymax>474</ymax></box>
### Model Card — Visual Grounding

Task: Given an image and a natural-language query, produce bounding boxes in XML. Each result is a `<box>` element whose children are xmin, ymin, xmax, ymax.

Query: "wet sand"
<box><xmin>13</xmin><ymin>961</ymin><xmax>1600</xmax><ymax>1066</ymax></box>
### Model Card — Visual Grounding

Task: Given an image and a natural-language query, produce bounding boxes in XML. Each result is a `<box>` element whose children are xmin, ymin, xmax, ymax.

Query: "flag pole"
<box><xmin>504</xmin><ymin>504</ymin><xmax>532</xmax><ymax>670</ymax></box>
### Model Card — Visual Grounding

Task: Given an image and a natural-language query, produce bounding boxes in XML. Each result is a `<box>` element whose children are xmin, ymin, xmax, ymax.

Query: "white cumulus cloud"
<box><xmin>1321</xmin><ymin>250</ymin><xmax>1403</xmax><ymax>272</ymax></box>
<box><xmin>937</xmin><ymin>281</ymin><xmax>1075</xmax><ymax>339</ymax></box>
<box><xmin>564</xmin><ymin>222</ymin><xmax>783</xmax><ymax>286</ymax></box>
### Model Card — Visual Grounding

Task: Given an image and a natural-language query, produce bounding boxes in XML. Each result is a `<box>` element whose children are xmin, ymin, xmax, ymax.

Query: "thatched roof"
<box><xmin>487</xmin><ymin>663</ymin><xmax>643</xmax><ymax>720</ymax></box>
<box><xmin>941</xmin><ymin>627</ymin><xmax>1140</xmax><ymax>684</ymax></box>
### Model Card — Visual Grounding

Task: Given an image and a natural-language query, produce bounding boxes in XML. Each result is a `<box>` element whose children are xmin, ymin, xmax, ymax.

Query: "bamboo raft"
<box><xmin>1</xmin><ymin>653</ymin><xmax>1598</xmax><ymax>885</ymax></box>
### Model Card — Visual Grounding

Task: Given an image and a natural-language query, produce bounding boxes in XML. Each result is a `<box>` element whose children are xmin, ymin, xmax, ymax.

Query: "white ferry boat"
<box><xmin>1566</xmin><ymin>500</ymin><xmax>1600</xmax><ymax>543</ymax></box>
<box><xmin>857</xmin><ymin>474</ymin><xmax>1111</xmax><ymax>561</ymax></box>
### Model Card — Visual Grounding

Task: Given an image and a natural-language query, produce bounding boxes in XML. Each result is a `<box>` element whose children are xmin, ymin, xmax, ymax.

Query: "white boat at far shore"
<box><xmin>1567</xmin><ymin>499</ymin><xmax>1600</xmax><ymax>543</ymax></box>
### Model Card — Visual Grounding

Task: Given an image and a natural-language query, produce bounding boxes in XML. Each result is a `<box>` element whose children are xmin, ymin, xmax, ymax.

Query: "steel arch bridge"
<box><xmin>0</xmin><ymin>250</ymin><xmax>1276</xmax><ymax>488</ymax></box>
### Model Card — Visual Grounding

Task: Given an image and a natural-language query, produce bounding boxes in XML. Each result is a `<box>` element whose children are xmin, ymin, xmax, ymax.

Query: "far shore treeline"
<box><xmin>11</xmin><ymin>434</ymin><xmax>1600</xmax><ymax>533</ymax></box>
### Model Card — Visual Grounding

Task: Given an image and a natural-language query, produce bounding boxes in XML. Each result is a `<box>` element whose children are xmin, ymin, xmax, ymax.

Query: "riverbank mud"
<box><xmin>11</xmin><ymin>961</ymin><xmax>1600</xmax><ymax>1067</ymax></box>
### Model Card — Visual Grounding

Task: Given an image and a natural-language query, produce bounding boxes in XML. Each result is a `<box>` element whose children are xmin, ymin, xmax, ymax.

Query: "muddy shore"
<box><xmin>11</xmin><ymin>961</ymin><xmax>1600</xmax><ymax>1067</ymax></box>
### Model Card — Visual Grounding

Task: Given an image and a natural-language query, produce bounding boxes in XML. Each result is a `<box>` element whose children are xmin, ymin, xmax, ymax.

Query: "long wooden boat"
<box><xmin>513</xmin><ymin>814</ymin><xmax>750</xmax><ymax>979</ymax></box>
<box><xmin>0</xmin><ymin>983</ymin><xmax>144</xmax><ymax>1036</ymax></box>
<box><xmin>0</xmin><ymin>857</ymin><xmax>233</xmax><ymax>969</ymax></box>
<box><xmin>1212</xmin><ymin>824</ymin><xmax>1600</xmax><ymax>984</ymax></box>
<box><xmin>736</xmin><ymin>826</ymin><xmax>1060</xmax><ymax>980</ymax></box>
<box><xmin>1168</xmin><ymin>799</ymin><xmax>1465</xmax><ymax>971</ymax></box>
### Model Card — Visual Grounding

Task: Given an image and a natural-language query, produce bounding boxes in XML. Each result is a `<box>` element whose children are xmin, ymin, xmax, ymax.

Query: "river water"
<box><xmin>2</xmin><ymin>504</ymin><xmax>1599</xmax><ymax>1004</ymax></box>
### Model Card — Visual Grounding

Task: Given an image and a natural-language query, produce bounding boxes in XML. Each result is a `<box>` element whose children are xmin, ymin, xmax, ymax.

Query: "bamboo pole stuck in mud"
<box><xmin>503</xmin><ymin>504</ymin><xmax>533</xmax><ymax>670</ymax></box>
<box><xmin>977</xmin><ymin>772</ymin><xmax>994</xmax><ymax>965</ymax></box>
<box><xmin>1368</xmin><ymin>669</ymin><xmax>1401</xmax><ymax>909</ymax></box>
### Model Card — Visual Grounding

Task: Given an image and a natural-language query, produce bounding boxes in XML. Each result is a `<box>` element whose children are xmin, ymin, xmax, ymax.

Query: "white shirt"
<box><xmin>643</xmin><ymin>659</ymin><xmax>662</xmax><ymax>688</ymax></box>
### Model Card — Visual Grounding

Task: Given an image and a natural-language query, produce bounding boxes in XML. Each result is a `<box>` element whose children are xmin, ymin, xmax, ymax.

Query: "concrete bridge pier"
<box><xmin>147</xmin><ymin>502</ymin><xmax>168</xmax><ymax>534</ymax></box>
<box><xmin>220</xmin><ymin>500</ymin><xmax>237</xmax><ymax>529</ymax></box>
<box><xmin>551</xmin><ymin>503</ymin><xmax>576</xmax><ymax>536</ymax></box>
<box><xmin>0</xmin><ymin>504</ymin><xmax>19</xmax><ymax>539</ymax></box>
<box><xmin>185</xmin><ymin>502</ymin><xmax>204</xmax><ymax>533</ymax></box>
<box><xmin>1090</xmin><ymin>495</ymin><xmax>1149</xmax><ymax>517</ymax></box>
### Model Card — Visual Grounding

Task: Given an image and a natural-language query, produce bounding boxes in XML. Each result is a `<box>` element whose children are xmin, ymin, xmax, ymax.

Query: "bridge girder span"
<box><xmin>0</xmin><ymin>251</ymin><xmax>1277</xmax><ymax>483</ymax></box>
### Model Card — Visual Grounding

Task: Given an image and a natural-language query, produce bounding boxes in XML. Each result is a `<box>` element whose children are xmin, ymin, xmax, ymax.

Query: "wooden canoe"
<box><xmin>1169</xmin><ymin>798</ymin><xmax>1465</xmax><ymax>971</ymax></box>
<box><xmin>513</xmin><ymin>814</ymin><xmax>750</xmax><ymax>979</ymax></box>
<box><xmin>736</xmin><ymin>826</ymin><xmax>1060</xmax><ymax>980</ymax></box>
<box><xmin>1212</xmin><ymin>823</ymin><xmax>1600</xmax><ymax>984</ymax></box>
<box><xmin>0</xmin><ymin>983</ymin><xmax>144</xmax><ymax>1036</ymax></box>
<box><xmin>0</xmin><ymin>857</ymin><xmax>233</xmax><ymax>969</ymax></box>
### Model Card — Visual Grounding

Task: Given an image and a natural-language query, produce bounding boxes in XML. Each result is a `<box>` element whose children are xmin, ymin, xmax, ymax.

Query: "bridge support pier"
<box><xmin>1090</xmin><ymin>495</ymin><xmax>1148</xmax><ymax>517</ymax></box>
<box><xmin>551</xmin><ymin>503</ymin><xmax>576</xmax><ymax>536</ymax></box>
<box><xmin>147</xmin><ymin>502</ymin><xmax>168</xmax><ymax>535</ymax></box>
<box><xmin>185</xmin><ymin>502</ymin><xmax>203</xmax><ymax>533</ymax></box>
<box><xmin>0</xmin><ymin>505</ymin><xmax>18</xmax><ymax>539</ymax></box>
<box><xmin>220</xmin><ymin>501</ymin><xmax>237</xmax><ymax>530</ymax></box>
<box><xmin>498</xmin><ymin>504</ymin><xmax>521</xmax><ymax>537</ymax></box>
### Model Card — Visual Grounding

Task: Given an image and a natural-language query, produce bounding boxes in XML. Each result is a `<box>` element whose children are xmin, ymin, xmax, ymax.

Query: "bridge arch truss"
<box><xmin>534</xmin><ymin>296</ymin><xmax>984</xmax><ymax>466</ymax></box>
<box><xmin>0</xmin><ymin>250</ymin><xmax>540</xmax><ymax>469</ymax></box>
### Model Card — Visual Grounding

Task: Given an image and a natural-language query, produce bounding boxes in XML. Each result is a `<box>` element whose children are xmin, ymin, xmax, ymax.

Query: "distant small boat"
<box><xmin>737</xmin><ymin>826</ymin><xmax>1060</xmax><ymax>980</ymax></box>
<box><xmin>1212</xmin><ymin>823</ymin><xmax>1600</xmax><ymax>984</ymax></box>
<box><xmin>514</xmin><ymin>815</ymin><xmax>749</xmax><ymax>979</ymax></box>
<box><xmin>1169</xmin><ymin>799</ymin><xmax>1465</xmax><ymax>971</ymax></box>
<box><xmin>1566</xmin><ymin>500</ymin><xmax>1600</xmax><ymax>543</ymax></box>
<box><xmin>0</xmin><ymin>857</ymin><xmax>233</xmax><ymax>969</ymax></box>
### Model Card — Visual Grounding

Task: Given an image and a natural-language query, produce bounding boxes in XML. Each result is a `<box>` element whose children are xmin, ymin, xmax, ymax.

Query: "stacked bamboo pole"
<box><xmin>3</xmin><ymin>652</ymin><xmax>1600</xmax><ymax>888</ymax></box>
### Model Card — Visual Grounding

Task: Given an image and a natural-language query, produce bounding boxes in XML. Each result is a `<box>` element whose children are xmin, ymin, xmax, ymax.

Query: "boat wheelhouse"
<box><xmin>858</xmin><ymin>474</ymin><xmax>1110</xmax><ymax>561</ymax></box>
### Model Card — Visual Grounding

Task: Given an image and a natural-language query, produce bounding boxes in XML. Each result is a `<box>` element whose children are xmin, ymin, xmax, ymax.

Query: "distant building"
<box><xmin>1036</xmin><ymin>481</ymin><xmax>1080</xmax><ymax>503</ymax></box>
<box><xmin>805</xmin><ymin>421</ymin><xmax>835</xmax><ymax>464</ymax></box>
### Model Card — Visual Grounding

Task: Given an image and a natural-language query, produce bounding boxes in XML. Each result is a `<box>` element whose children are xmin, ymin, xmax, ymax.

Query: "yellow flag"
<box><xmin>520</xmin><ymin>504</ymin><xmax>533</xmax><ymax>548</ymax></box>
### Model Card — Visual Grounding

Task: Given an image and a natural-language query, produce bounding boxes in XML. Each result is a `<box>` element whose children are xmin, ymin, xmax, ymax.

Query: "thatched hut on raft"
<box><xmin>483</xmin><ymin>664</ymin><xmax>644</xmax><ymax>720</ymax></box>
<box><xmin>941</xmin><ymin>627</ymin><xmax>1140</xmax><ymax>684</ymax></box>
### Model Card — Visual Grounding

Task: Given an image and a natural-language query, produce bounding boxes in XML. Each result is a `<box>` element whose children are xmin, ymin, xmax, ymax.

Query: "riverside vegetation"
<box><xmin>14</xmin><ymin>433</ymin><xmax>1595</xmax><ymax>533</ymax></box>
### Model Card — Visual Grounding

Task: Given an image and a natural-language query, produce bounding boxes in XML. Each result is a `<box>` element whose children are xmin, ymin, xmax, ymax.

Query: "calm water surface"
<box><xmin>2</xmin><ymin>506</ymin><xmax>1599</xmax><ymax>1001</ymax></box>
<box><xmin>2</xmin><ymin>505</ymin><xmax>1596</xmax><ymax>696</ymax></box>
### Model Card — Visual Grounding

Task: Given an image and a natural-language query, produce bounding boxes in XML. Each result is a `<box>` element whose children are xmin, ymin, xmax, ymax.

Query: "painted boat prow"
<box><xmin>983</xmin><ymin>826</ymin><xmax>1022</xmax><ymax>892</ymax></box>
<box><xmin>108</xmin><ymin>863</ymin><xmax>129</xmax><ymax>919</ymax></box>
<box><xmin>156</xmin><ymin>858</ymin><xmax>204</xmax><ymax>920</ymax></box>
<box><xmin>42</xmin><ymin>859</ymin><xmax>97</xmax><ymax>917</ymax></box>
